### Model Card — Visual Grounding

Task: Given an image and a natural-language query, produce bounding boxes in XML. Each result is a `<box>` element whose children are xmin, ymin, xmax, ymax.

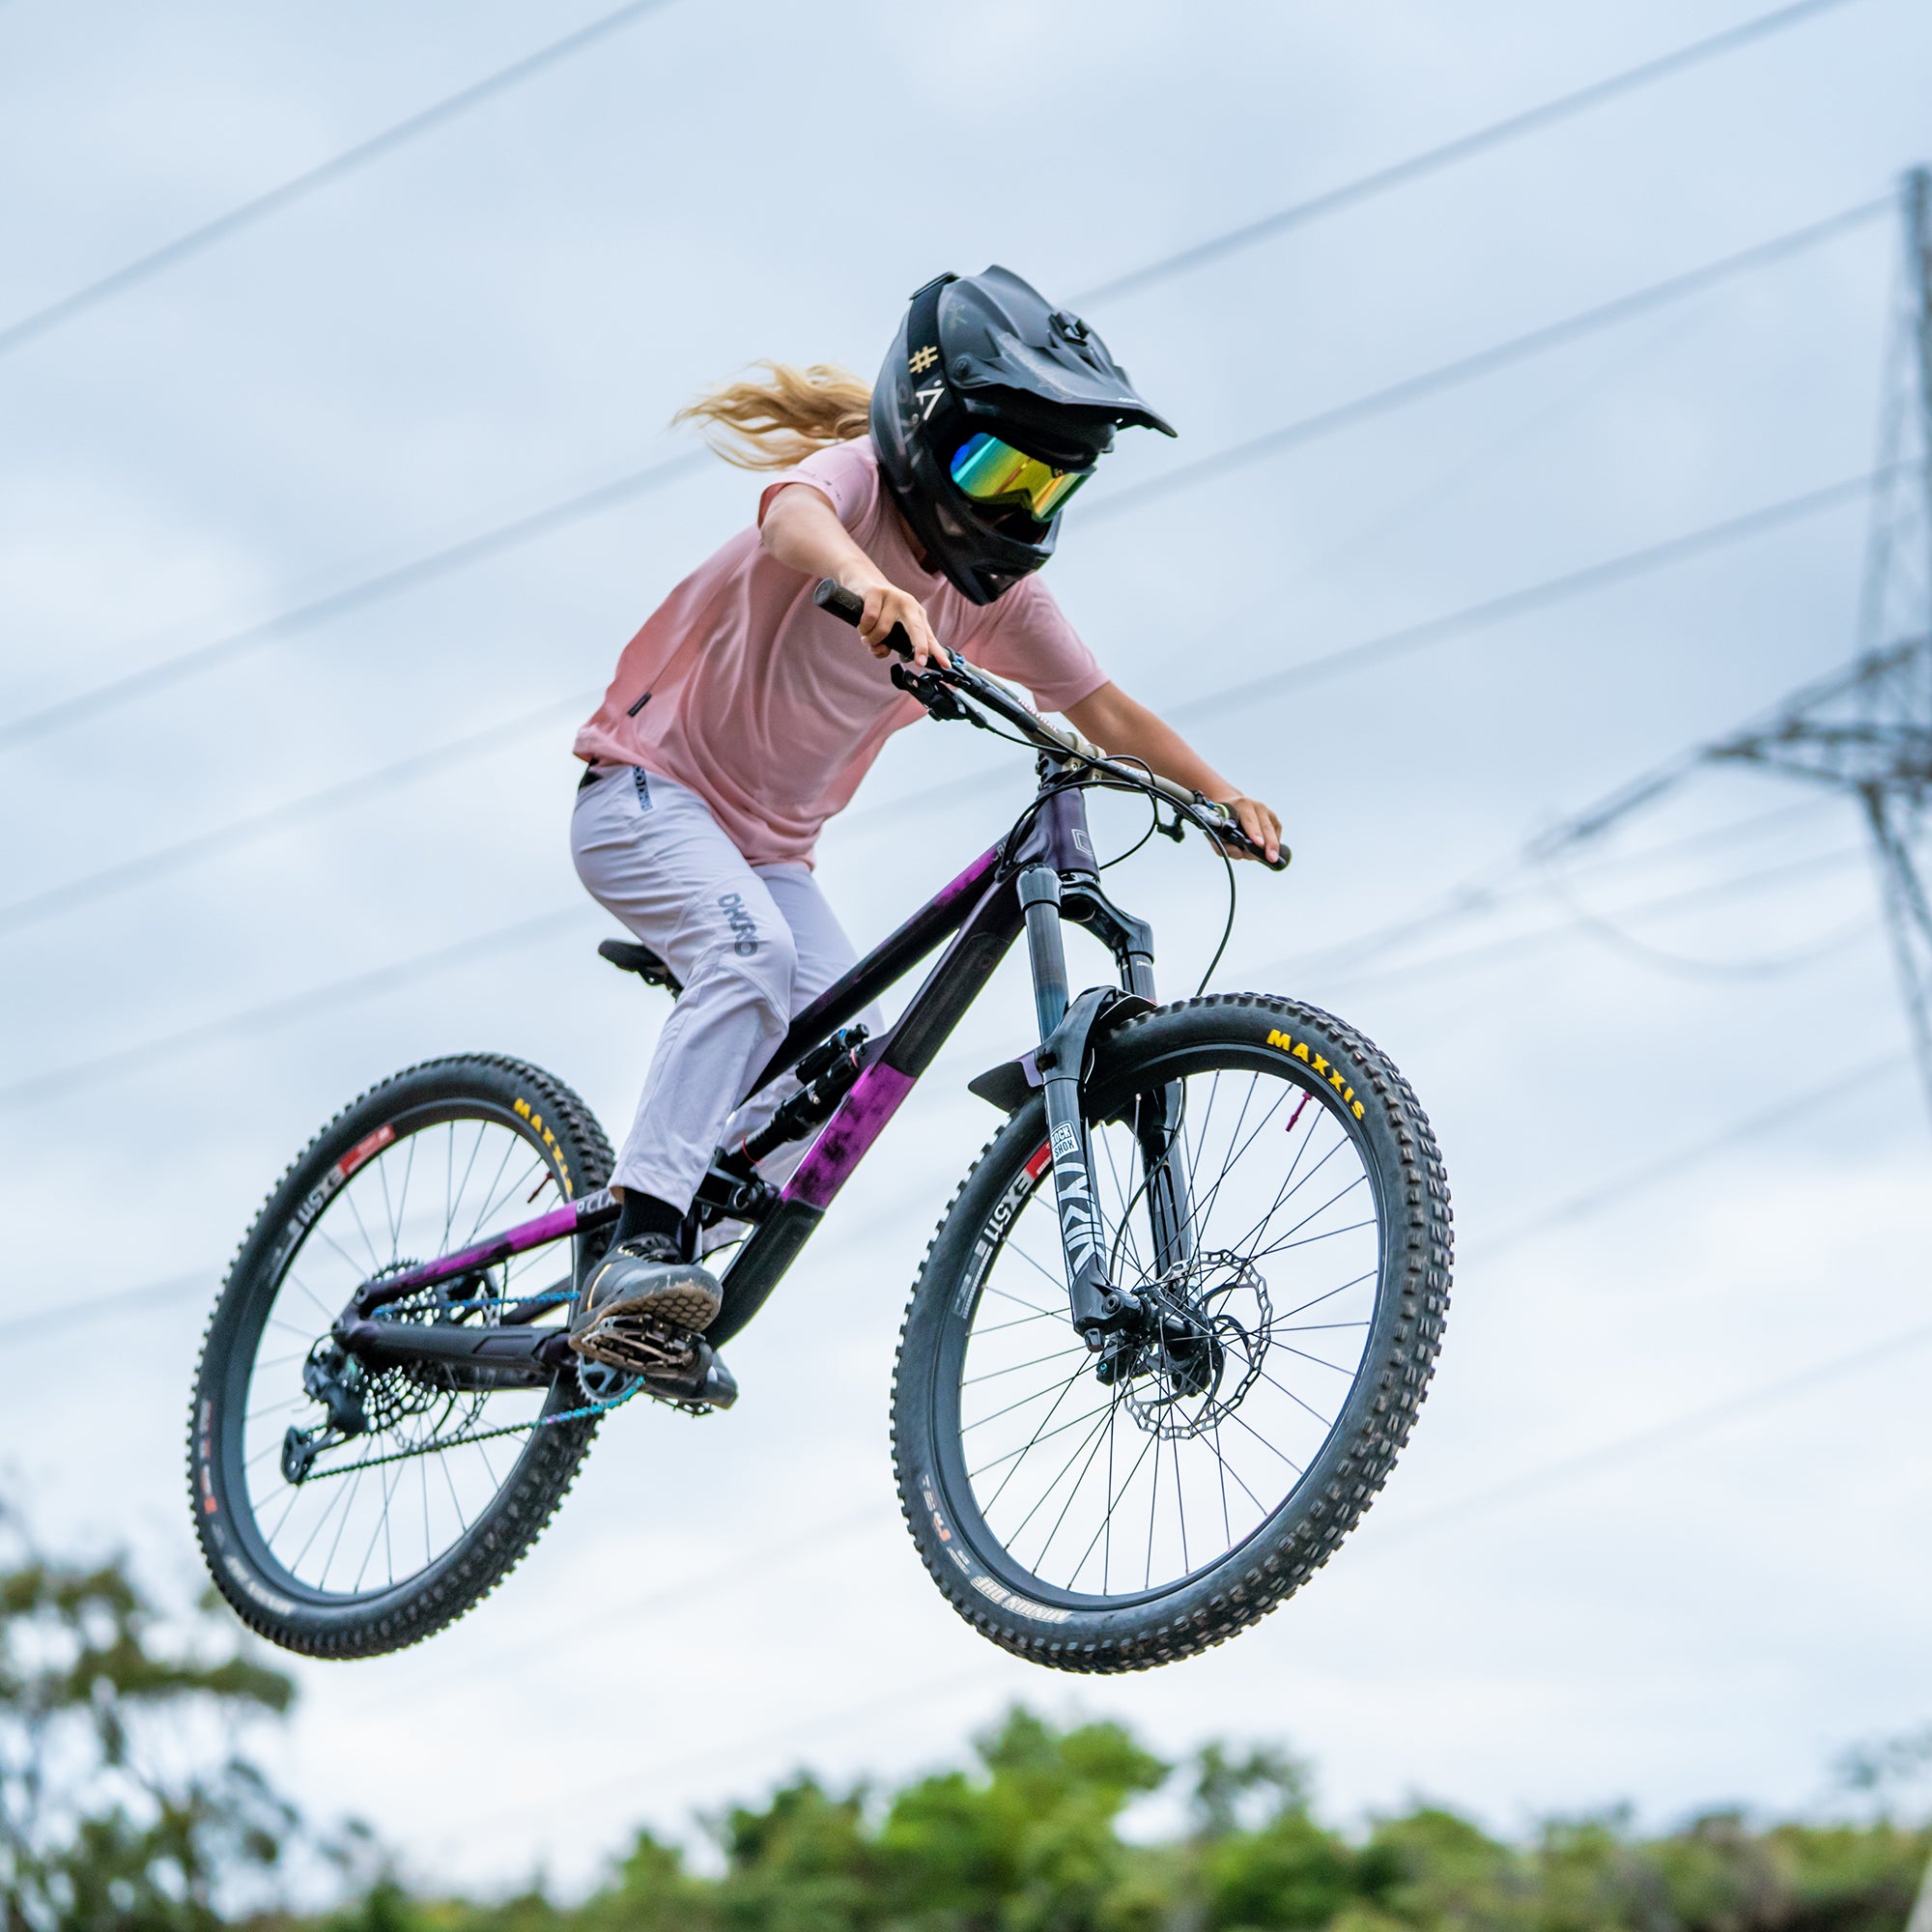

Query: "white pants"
<box><xmin>571</xmin><ymin>765</ymin><xmax>875</xmax><ymax>1211</ymax></box>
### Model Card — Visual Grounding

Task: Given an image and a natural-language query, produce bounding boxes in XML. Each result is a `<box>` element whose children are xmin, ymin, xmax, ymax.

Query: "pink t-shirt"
<box><xmin>573</xmin><ymin>438</ymin><xmax>1108</xmax><ymax>867</ymax></box>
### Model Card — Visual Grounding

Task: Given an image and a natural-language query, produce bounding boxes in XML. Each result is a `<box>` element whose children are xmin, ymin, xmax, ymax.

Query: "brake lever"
<box><xmin>889</xmin><ymin>659</ymin><xmax>976</xmax><ymax>724</ymax></box>
<box><xmin>1190</xmin><ymin>796</ymin><xmax>1292</xmax><ymax>872</ymax></box>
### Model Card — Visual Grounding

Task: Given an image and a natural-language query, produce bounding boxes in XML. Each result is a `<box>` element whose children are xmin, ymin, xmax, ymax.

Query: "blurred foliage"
<box><xmin>2</xmin><ymin>1512</ymin><xmax>1926</xmax><ymax>1932</ymax></box>
<box><xmin>322</xmin><ymin>1709</ymin><xmax>1931</xmax><ymax>1932</ymax></box>
<box><xmin>0</xmin><ymin>1508</ymin><xmax>302</xmax><ymax>1930</ymax></box>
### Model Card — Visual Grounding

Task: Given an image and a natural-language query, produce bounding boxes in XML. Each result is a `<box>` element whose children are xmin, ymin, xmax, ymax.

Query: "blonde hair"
<box><xmin>671</xmin><ymin>361</ymin><xmax>874</xmax><ymax>470</ymax></box>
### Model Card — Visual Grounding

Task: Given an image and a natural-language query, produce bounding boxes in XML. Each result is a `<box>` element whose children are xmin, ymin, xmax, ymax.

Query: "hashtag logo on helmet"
<box><xmin>908</xmin><ymin>344</ymin><xmax>939</xmax><ymax>375</ymax></box>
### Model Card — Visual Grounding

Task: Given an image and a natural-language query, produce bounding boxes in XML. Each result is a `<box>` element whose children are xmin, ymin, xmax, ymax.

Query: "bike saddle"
<box><xmin>597</xmin><ymin>938</ymin><xmax>683</xmax><ymax>996</ymax></box>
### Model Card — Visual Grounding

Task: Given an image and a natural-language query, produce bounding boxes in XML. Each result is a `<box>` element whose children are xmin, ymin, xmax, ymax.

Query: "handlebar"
<box><xmin>812</xmin><ymin>579</ymin><xmax>1288</xmax><ymax>871</ymax></box>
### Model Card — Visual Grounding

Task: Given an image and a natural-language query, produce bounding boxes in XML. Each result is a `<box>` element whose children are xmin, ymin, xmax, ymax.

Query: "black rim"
<box><xmin>929</xmin><ymin>1043</ymin><xmax>1388</xmax><ymax>1611</ymax></box>
<box><xmin>214</xmin><ymin>1096</ymin><xmax>584</xmax><ymax>1610</ymax></box>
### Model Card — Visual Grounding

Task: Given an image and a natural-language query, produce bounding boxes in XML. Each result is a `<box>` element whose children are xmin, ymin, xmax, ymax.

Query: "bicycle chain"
<box><xmin>298</xmin><ymin>1286</ymin><xmax>655</xmax><ymax>1482</ymax></box>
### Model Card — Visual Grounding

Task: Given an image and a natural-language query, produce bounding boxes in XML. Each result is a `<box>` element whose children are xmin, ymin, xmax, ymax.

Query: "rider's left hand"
<box><xmin>1216</xmin><ymin>795</ymin><xmax>1284</xmax><ymax>866</ymax></box>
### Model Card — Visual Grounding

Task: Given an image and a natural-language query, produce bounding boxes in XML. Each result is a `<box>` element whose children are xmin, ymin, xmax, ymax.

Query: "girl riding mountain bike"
<box><xmin>567</xmin><ymin>266</ymin><xmax>1284</xmax><ymax>1378</ymax></box>
<box><xmin>187</xmin><ymin>265</ymin><xmax>1451</xmax><ymax>1666</ymax></box>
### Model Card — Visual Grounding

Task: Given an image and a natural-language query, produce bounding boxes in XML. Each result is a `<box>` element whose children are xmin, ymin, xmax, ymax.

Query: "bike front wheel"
<box><xmin>891</xmin><ymin>992</ymin><xmax>1451</xmax><ymax>1672</ymax></box>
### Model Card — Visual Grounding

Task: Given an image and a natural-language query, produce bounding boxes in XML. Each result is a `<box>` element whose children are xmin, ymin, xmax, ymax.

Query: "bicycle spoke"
<box><xmin>1029</xmin><ymin>1395</ymin><xmax>1129</xmax><ymax>1576</ymax></box>
<box><xmin>996</xmin><ymin>1374</ymin><xmax>1116</xmax><ymax>1530</ymax></box>
<box><xmin>968</xmin><ymin>1394</ymin><xmax>1116</xmax><ymax>1483</ymax></box>
<box><xmin>962</xmin><ymin>1341</ymin><xmax>1089</xmax><ymax>1389</ymax></box>
<box><xmin>1248</xmin><ymin>1364</ymin><xmax>1337</xmax><ymax>1431</ymax></box>
<box><xmin>341</xmin><ymin>1183</ymin><xmax>385</xmax><ymax>1274</ymax></box>
<box><xmin>962</xmin><ymin>1362</ymin><xmax>1091</xmax><ymax>1435</ymax></box>
<box><xmin>972</xmin><ymin>1308</ymin><xmax>1062</xmax><ymax>1338</ymax></box>
<box><xmin>1276</xmin><ymin>1268</ymin><xmax>1377</xmax><ymax>1323</ymax></box>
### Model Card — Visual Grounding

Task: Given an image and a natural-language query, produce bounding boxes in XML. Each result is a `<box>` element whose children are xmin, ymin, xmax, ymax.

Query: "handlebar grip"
<box><xmin>812</xmin><ymin>578</ymin><xmax>915</xmax><ymax>658</ymax></box>
<box><xmin>1198</xmin><ymin>799</ymin><xmax>1292</xmax><ymax>872</ymax></box>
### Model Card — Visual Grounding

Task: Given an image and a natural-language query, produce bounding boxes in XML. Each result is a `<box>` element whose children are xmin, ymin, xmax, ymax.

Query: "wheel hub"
<box><xmin>1110</xmin><ymin>1252</ymin><xmax>1272</xmax><ymax>1440</ymax></box>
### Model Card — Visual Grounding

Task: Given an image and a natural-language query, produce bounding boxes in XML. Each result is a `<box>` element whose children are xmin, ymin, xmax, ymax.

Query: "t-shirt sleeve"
<box><xmin>967</xmin><ymin>578</ymin><xmax>1108</xmax><ymax>715</ymax></box>
<box><xmin>757</xmin><ymin>438</ymin><xmax>880</xmax><ymax>530</ymax></box>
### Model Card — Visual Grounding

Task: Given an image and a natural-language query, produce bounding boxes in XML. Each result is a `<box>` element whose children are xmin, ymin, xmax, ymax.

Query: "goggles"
<box><xmin>949</xmin><ymin>432</ymin><xmax>1092</xmax><ymax>522</ymax></box>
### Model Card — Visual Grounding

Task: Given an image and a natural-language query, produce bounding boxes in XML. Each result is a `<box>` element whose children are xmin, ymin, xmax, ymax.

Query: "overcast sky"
<box><xmin>2</xmin><ymin>0</ymin><xmax>1929</xmax><ymax>1896</ymax></box>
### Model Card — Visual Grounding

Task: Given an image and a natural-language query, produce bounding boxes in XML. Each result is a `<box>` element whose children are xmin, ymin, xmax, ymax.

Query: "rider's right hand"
<box><xmin>853</xmin><ymin>581</ymin><xmax>948</xmax><ymax>668</ymax></box>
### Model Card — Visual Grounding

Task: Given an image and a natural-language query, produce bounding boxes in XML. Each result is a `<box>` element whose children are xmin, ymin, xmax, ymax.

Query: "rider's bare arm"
<box><xmin>1066</xmin><ymin>683</ymin><xmax>1283</xmax><ymax>866</ymax></box>
<box><xmin>761</xmin><ymin>483</ymin><xmax>949</xmax><ymax>668</ymax></box>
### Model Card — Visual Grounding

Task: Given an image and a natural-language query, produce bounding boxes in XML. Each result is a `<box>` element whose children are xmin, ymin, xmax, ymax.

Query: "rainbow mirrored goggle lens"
<box><xmin>949</xmin><ymin>433</ymin><xmax>1092</xmax><ymax>522</ymax></box>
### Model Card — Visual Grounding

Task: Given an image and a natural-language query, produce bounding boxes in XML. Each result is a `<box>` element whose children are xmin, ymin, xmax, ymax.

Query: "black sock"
<box><xmin>615</xmin><ymin>1190</ymin><xmax>683</xmax><ymax>1245</ymax></box>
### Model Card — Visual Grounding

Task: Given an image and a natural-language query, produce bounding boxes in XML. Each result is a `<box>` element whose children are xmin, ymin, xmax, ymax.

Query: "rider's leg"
<box><xmin>716</xmin><ymin>863</ymin><xmax>884</xmax><ymax>1175</ymax></box>
<box><xmin>571</xmin><ymin>766</ymin><xmax>803</xmax><ymax>1331</ymax></box>
<box><xmin>696</xmin><ymin>865</ymin><xmax>884</xmax><ymax>1253</ymax></box>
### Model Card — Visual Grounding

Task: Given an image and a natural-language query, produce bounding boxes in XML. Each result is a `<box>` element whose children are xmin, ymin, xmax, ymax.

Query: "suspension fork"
<box><xmin>1020</xmin><ymin>867</ymin><xmax>1125</xmax><ymax>1346</ymax></box>
<box><xmin>1049</xmin><ymin>872</ymin><xmax>1196</xmax><ymax>1288</ymax></box>
<box><xmin>1023</xmin><ymin>873</ymin><xmax>1202</xmax><ymax>1330</ymax></box>
<box><xmin>1092</xmin><ymin>903</ymin><xmax>1195</xmax><ymax>1282</ymax></box>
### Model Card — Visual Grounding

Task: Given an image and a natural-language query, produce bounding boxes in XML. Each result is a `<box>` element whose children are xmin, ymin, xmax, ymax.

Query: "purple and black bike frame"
<box><xmin>332</xmin><ymin>777</ymin><xmax>1190</xmax><ymax>1381</ymax></box>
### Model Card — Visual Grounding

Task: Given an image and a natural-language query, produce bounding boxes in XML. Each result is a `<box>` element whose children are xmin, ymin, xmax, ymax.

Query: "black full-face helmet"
<box><xmin>870</xmin><ymin>266</ymin><xmax>1176</xmax><ymax>605</ymax></box>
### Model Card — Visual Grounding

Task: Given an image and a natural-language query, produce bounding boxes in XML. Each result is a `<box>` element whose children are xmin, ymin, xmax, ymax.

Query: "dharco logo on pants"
<box><xmin>718</xmin><ymin>893</ymin><xmax>759</xmax><ymax>956</ymax></box>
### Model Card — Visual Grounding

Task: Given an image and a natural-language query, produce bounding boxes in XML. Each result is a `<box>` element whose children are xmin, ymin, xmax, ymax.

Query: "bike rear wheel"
<box><xmin>188</xmin><ymin>1054</ymin><xmax>612</xmax><ymax>1657</ymax></box>
<box><xmin>891</xmin><ymin>993</ymin><xmax>1451</xmax><ymax>1672</ymax></box>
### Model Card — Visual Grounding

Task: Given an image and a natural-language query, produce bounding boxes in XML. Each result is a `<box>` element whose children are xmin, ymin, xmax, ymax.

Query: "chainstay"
<box><xmin>301</xmin><ymin>1287</ymin><xmax>646</xmax><ymax>1481</ymax></box>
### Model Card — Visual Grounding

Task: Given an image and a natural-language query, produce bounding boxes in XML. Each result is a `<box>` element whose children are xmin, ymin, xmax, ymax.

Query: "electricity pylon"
<box><xmin>1540</xmin><ymin>167</ymin><xmax>1932</xmax><ymax>1122</ymax></box>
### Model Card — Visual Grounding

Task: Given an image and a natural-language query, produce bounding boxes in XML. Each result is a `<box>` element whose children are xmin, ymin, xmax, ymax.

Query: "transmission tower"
<box><xmin>1542</xmin><ymin>167</ymin><xmax>1932</xmax><ymax>1121</ymax></box>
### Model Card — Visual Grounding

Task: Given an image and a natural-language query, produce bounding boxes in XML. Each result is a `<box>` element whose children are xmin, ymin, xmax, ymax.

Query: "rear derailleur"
<box><xmin>281</xmin><ymin>1337</ymin><xmax>367</xmax><ymax>1482</ymax></box>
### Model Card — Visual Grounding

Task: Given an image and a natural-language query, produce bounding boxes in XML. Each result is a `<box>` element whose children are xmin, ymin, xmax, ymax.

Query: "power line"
<box><xmin>0</xmin><ymin>903</ymin><xmax>592</xmax><ymax>1107</ymax></box>
<box><xmin>0</xmin><ymin>1270</ymin><xmax>210</xmax><ymax>1342</ymax></box>
<box><xmin>466</xmin><ymin>1663</ymin><xmax>1006</xmax><ymax>1835</ymax></box>
<box><xmin>39</xmin><ymin>1031</ymin><xmax>1882</xmax><ymax>1348</ymax></box>
<box><xmin>0</xmin><ymin>455</ymin><xmax>699</xmax><ymax>754</ymax></box>
<box><xmin>1468</xmin><ymin>1051</ymin><xmax>1909</xmax><ymax>1261</ymax></box>
<box><xmin>1221</xmin><ymin>797</ymin><xmax>1840</xmax><ymax>1000</ymax></box>
<box><xmin>0</xmin><ymin>463</ymin><xmax>1882</xmax><ymax>978</ymax></box>
<box><xmin>0</xmin><ymin>475</ymin><xmax>1885</xmax><ymax>1090</ymax></box>
<box><xmin>0</xmin><ymin>0</ymin><xmax>680</xmax><ymax>361</ymax></box>
<box><xmin>0</xmin><ymin>693</ymin><xmax>594</xmax><ymax>938</ymax></box>
<box><xmin>0</xmin><ymin>0</ymin><xmax>1843</xmax><ymax>370</ymax></box>
<box><xmin>473</xmin><ymin>1289</ymin><xmax>1926</xmax><ymax>1829</ymax></box>
<box><xmin>0</xmin><ymin>205</ymin><xmax>1876</xmax><ymax>764</ymax></box>
<box><xmin>1168</xmin><ymin>467</ymin><xmax>1897</xmax><ymax>724</ymax></box>
<box><xmin>1084</xmin><ymin>198</ymin><xmax>1889</xmax><ymax>523</ymax></box>
<box><xmin>0</xmin><ymin>814</ymin><xmax>1866</xmax><ymax>1121</ymax></box>
<box><xmin>1268</xmin><ymin>842</ymin><xmax>1867</xmax><ymax>999</ymax></box>
<box><xmin>1069</xmin><ymin>0</ymin><xmax>1863</xmax><ymax>308</ymax></box>
<box><xmin>1365</xmin><ymin>1314</ymin><xmax>1932</xmax><ymax>1548</ymax></box>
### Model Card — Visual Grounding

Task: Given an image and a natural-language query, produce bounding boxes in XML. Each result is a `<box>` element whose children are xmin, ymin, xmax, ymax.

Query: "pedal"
<box><xmin>570</xmin><ymin>1311</ymin><xmax>696</xmax><ymax>1378</ymax></box>
<box><xmin>573</xmin><ymin>1312</ymin><xmax>739</xmax><ymax>1414</ymax></box>
<box><xmin>645</xmin><ymin>1345</ymin><xmax>738</xmax><ymax>1413</ymax></box>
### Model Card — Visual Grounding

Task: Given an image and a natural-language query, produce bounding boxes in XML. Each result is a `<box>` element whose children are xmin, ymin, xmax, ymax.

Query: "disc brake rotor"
<box><xmin>1120</xmin><ymin>1251</ymin><xmax>1272</xmax><ymax>1441</ymax></box>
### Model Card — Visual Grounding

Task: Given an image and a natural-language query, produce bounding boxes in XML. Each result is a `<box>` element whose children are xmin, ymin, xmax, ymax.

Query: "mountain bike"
<box><xmin>187</xmin><ymin>582</ymin><xmax>1453</xmax><ymax>1672</ymax></box>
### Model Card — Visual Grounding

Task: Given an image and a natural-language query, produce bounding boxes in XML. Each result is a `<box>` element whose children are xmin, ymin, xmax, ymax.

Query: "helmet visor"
<box><xmin>949</xmin><ymin>433</ymin><xmax>1092</xmax><ymax>522</ymax></box>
